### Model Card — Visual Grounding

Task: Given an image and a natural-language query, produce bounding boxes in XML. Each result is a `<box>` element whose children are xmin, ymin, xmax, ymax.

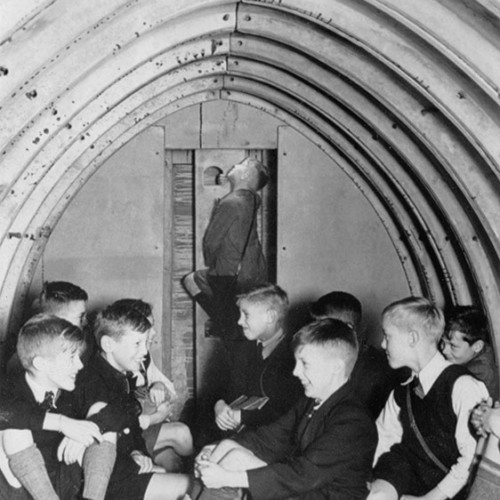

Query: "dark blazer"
<box><xmin>227</xmin><ymin>336</ymin><xmax>302</xmax><ymax>428</ymax></box>
<box><xmin>74</xmin><ymin>354</ymin><xmax>147</xmax><ymax>456</ymax></box>
<box><xmin>1</xmin><ymin>373</ymin><xmax>77</xmax><ymax>470</ymax></box>
<box><xmin>0</xmin><ymin>375</ymin><xmax>46</xmax><ymax>431</ymax></box>
<box><xmin>235</xmin><ymin>380</ymin><xmax>377</xmax><ymax>500</ymax></box>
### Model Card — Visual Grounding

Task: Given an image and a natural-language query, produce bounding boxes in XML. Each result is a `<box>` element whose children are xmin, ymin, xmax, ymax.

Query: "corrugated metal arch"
<box><xmin>0</xmin><ymin>0</ymin><xmax>499</xmax><ymax>365</ymax></box>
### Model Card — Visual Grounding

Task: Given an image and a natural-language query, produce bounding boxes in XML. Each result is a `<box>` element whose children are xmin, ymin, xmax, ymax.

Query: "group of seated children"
<box><xmin>0</xmin><ymin>280</ymin><xmax>498</xmax><ymax>500</ymax></box>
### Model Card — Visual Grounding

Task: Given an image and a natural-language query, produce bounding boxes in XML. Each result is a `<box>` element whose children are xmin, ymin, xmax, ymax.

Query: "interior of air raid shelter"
<box><xmin>1</xmin><ymin>0</ymin><xmax>500</xmax><ymax>436</ymax></box>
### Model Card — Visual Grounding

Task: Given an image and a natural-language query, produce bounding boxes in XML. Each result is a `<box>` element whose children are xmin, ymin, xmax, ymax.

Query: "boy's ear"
<box><xmin>266</xmin><ymin>307</ymin><xmax>278</xmax><ymax>325</ymax></box>
<box><xmin>472</xmin><ymin>340</ymin><xmax>485</xmax><ymax>353</ymax></box>
<box><xmin>408</xmin><ymin>329</ymin><xmax>420</xmax><ymax>347</ymax></box>
<box><xmin>100</xmin><ymin>335</ymin><xmax>115</xmax><ymax>354</ymax></box>
<box><xmin>32</xmin><ymin>355</ymin><xmax>47</xmax><ymax>372</ymax></box>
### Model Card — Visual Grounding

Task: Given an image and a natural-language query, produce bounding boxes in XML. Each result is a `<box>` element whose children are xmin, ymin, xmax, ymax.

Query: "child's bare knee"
<box><xmin>86</xmin><ymin>401</ymin><xmax>107</xmax><ymax>417</ymax></box>
<box><xmin>3</xmin><ymin>429</ymin><xmax>34</xmax><ymax>454</ymax></box>
<box><xmin>219</xmin><ymin>448</ymin><xmax>251</xmax><ymax>469</ymax></box>
<box><xmin>174</xmin><ymin>423</ymin><xmax>192</xmax><ymax>441</ymax></box>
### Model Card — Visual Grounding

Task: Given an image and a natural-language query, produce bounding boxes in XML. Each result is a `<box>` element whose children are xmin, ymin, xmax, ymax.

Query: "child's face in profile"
<box><xmin>106</xmin><ymin>328</ymin><xmax>148</xmax><ymax>373</ymax></box>
<box><xmin>381</xmin><ymin>320</ymin><xmax>412</xmax><ymax>369</ymax></box>
<box><xmin>293</xmin><ymin>343</ymin><xmax>339</xmax><ymax>402</ymax></box>
<box><xmin>42</xmin><ymin>342</ymin><xmax>83</xmax><ymax>391</ymax></box>
<box><xmin>238</xmin><ymin>299</ymin><xmax>274</xmax><ymax>342</ymax></box>
<box><xmin>441</xmin><ymin>330</ymin><xmax>482</xmax><ymax>365</ymax></box>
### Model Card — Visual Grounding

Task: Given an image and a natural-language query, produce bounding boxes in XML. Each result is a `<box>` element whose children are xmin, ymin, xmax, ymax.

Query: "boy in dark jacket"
<box><xmin>194</xmin><ymin>318</ymin><xmax>377</xmax><ymax>500</ymax></box>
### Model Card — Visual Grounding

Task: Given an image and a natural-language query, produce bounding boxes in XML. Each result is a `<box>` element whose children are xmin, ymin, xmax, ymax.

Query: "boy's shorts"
<box><xmin>374</xmin><ymin>450</ymin><xmax>425</xmax><ymax>497</ymax></box>
<box><xmin>374</xmin><ymin>447</ymin><xmax>457</xmax><ymax>498</ymax></box>
<box><xmin>105</xmin><ymin>454</ymin><xmax>153</xmax><ymax>500</ymax></box>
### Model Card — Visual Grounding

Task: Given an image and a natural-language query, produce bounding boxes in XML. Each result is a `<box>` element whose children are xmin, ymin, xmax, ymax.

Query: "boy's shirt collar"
<box><xmin>25</xmin><ymin>372</ymin><xmax>59</xmax><ymax>404</ymax></box>
<box><xmin>97</xmin><ymin>353</ymin><xmax>134</xmax><ymax>393</ymax></box>
<box><xmin>408</xmin><ymin>351</ymin><xmax>450</xmax><ymax>395</ymax></box>
<box><xmin>258</xmin><ymin>328</ymin><xmax>284</xmax><ymax>359</ymax></box>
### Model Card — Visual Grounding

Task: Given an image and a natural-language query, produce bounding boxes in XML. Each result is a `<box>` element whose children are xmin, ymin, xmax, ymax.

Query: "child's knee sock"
<box><xmin>8</xmin><ymin>444</ymin><xmax>58</xmax><ymax>500</ymax></box>
<box><xmin>82</xmin><ymin>441</ymin><xmax>116</xmax><ymax>500</ymax></box>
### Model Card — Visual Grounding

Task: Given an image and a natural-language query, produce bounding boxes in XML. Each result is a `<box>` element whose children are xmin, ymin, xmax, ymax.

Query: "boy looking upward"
<box><xmin>441</xmin><ymin>305</ymin><xmax>499</xmax><ymax>399</ymax></box>
<box><xmin>213</xmin><ymin>284</ymin><xmax>301</xmax><ymax>433</ymax></box>
<box><xmin>194</xmin><ymin>318</ymin><xmax>377</xmax><ymax>500</ymax></box>
<box><xmin>183</xmin><ymin>156</ymin><xmax>269</xmax><ymax>340</ymax></box>
<box><xmin>370</xmin><ymin>297</ymin><xmax>489</xmax><ymax>500</ymax></box>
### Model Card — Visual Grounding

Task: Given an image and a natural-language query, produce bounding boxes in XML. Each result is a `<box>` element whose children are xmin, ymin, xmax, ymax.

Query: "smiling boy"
<box><xmin>213</xmin><ymin>284</ymin><xmax>301</xmax><ymax>434</ymax></box>
<box><xmin>75</xmin><ymin>303</ymin><xmax>192</xmax><ymax>500</ymax></box>
<box><xmin>441</xmin><ymin>306</ymin><xmax>499</xmax><ymax>399</ymax></box>
<box><xmin>1</xmin><ymin>314</ymin><xmax>115</xmax><ymax>500</ymax></box>
<box><xmin>193</xmin><ymin>318</ymin><xmax>377</xmax><ymax>500</ymax></box>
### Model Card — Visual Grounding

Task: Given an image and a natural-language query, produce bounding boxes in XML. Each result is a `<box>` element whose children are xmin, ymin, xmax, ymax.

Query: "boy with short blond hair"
<box><xmin>369</xmin><ymin>297</ymin><xmax>489</xmax><ymax>500</ymax></box>
<box><xmin>213</xmin><ymin>284</ymin><xmax>301</xmax><ymax>433</ymax></box>
<box><xmin>1</xmin><ymin>314</ymin><xmax>115</xmax><ymax>500</ymax></box>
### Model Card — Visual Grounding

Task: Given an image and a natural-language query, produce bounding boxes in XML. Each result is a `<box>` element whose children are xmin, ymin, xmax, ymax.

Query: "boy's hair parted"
<box><xmin>111</xmin><ymin>298</ymin><xmax>152</xmax><ymax>320</ymax></box>
<box><xmin>309</xmin><ymin>291</ymin><xmax>362</xmax><ymax>331</ymax></box>
<box><xmin>292</xmin><ymin>318</ymin><xmax>359</xmax><ymax>375</ymax></box>
<box><xmin>237</xmin><ymin>283</ymin><xmax>289</xmax><ymax>326</ymax></box>
<box><xmin>17</xmin><ymin>313</ymin><xmax>85</xmax><ymax>371</ymax></box>
<box><xmin>382</xmin><ymin>296</ymin><xmax>444</xmax><ymax>343</ymax></box>
<box><xmin>94</xmin><ymin>302</ymin><xmax>152</xmax><ymax>347</ymax></box>
<box><xmin>445</xmin><ymin>305</ymin><xmax>489</xmax><ymax>345</ymax></box>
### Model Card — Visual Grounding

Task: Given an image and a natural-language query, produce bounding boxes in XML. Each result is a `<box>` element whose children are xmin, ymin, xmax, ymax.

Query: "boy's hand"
<box><xmin>156</xmin><ymin>401</ymin><xmax>173</xmax><ymax>422</ymax></box>
<box><xmin>130</xmin><ymin>451</ymin><xmax>154</xmax><ymax>474</ymax></box>
<box><xmin>199</xmin><ymin>461</ymin><xmax>246</xmax><ymax>489</ymax></box>
<box><xmin>149</xmin><ymin>382</ymin><xmax>167</xmax><ymax>406</ymax></box>
<box><xmin>471</xmin><ymin>398</ymin><xmax>494</xmax><ymax>436</ymax></box>
<box><xmin>57</xmin><ymin>415</ymin><xmax>102</xmax><ymax>445</ymax></box>
<box><xmin>57</xmin><ymin>437</ymin><xmax>86</xmax><ymax>465</ymax></box>
<box><xmin>138</xmin><ymin>414</ymin><xmax>151</xmax><ymax>430</ymax></box>
<box><xmin>194</xmin><ymin>444</ymin><xmax>216</xmax><ymax>477</ymax></box>
<box><xmin>214</xmin><ymin>400</ymin><xmax>240</xmax><ymax>431</ymax></box>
